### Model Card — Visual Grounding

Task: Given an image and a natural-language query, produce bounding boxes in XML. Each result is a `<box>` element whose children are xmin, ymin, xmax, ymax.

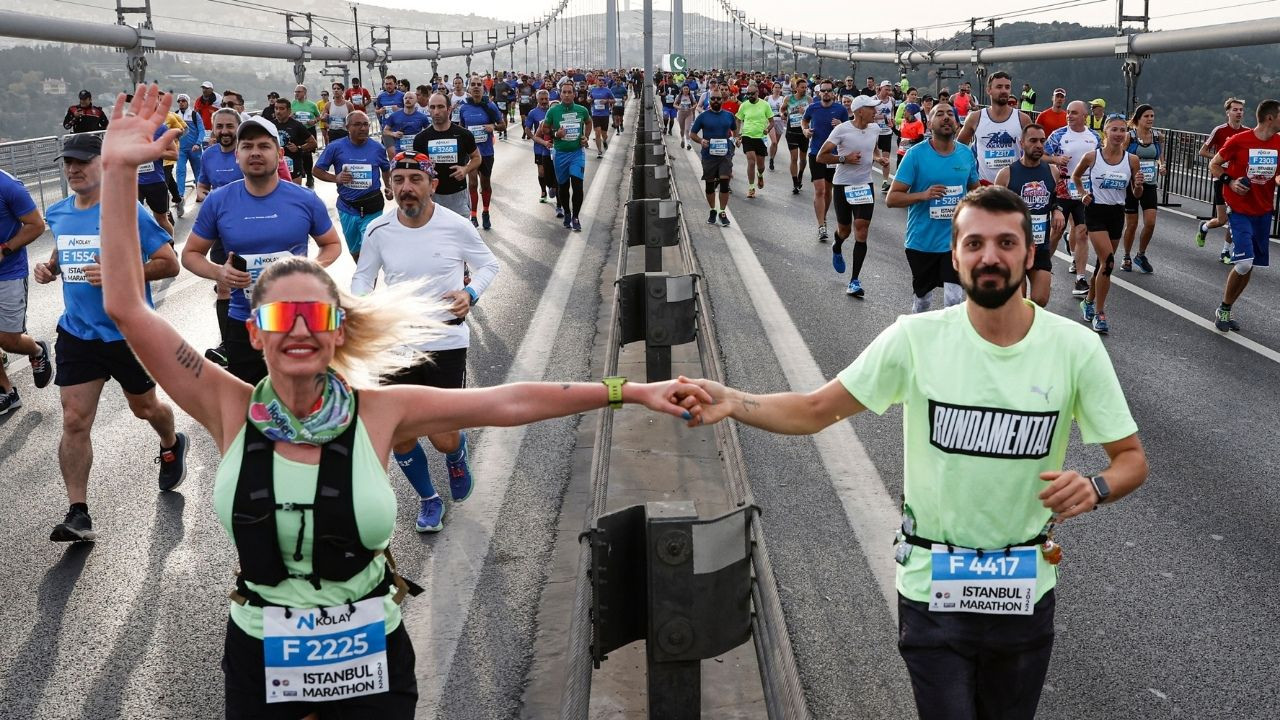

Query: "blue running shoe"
<box><xmin>572</xmin><ymin>218</ymin><xmax>582</xmax><ymax>232</ymax></box>
<box><xmin>846</xmin><ymin>279</ymin><xmax>864</xmax><ymax>297</ymax></box>
<box><xmin>832</xmin><ymin>251</ymin><xmax>846</xmax><ymax>274</ymax></box>
<box><xmin>1133</xmin><ymin>254</ymin><xmax>1153</xmax><ymax>273</ymax></box>
<box><xmin>1091</xmin><ymin>313</ymin><xmax>1109</xmax><ymax>334</ymax></box>
<box><xmin>416</xmin><ymin>496</ymin><xmax>445</xmax><ymax>533</ymax></box>
<box><xmin>446</xmin><ymin>432</ymin><xmax>475</xmax><ymax>502</ymax></box>
<box><xmin>1080</xmin><ymin>299</ymin><xmax>1095</xmax><ymax>322</ymax></box>
<box><xmin>555</xmin><ymin>206</ymin><xmax>564</xmax><ymax>218</ymax></box>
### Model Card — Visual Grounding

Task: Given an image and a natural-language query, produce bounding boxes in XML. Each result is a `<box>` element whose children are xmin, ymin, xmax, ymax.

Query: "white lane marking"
<box><xmin>678</xmin><ymin>145</ymin><xmax>901</xmax><ymax>614</ymax></box>
<box><xmin>1055</xmin><ymin>250</ymin><xmax>1280</xmax><ymax>364</ymax></box>
<box><xmin>410</xmin><ymin>105</ymin><xmax>631</xmax><ymax>718</ymax></box>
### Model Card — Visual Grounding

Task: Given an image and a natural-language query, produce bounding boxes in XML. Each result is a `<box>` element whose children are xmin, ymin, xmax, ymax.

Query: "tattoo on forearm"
<box><xmin>740</xmin><ymin>397</ymin><xmax>760</xmax><ymax>413</ymax></box>
<box><xmin>175</xmin><ymin>342</ymin><xmax>204</xmax><ymax>378</ymax></box>
<box><xmin>562</xmin><ymin>383</ymin><xmax>571</xmax><ymax>390</ymax></box>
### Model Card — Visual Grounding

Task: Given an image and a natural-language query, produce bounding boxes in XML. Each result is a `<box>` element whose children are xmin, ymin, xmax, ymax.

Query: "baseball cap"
<box><xmin>201</xmin><ymin>81</ymin><xmax>214</xmax><ymax>90</ymax></box>
<box><xmin>176</xmin><ymin>93</ymin><xmax>190</xmax><ymax>103</ymax></box>
<box><xmin>78</xmin><ymin>89</ymin><xmax>91</xmax><ymax>100</ymax></box>
<box><xmin>58</xmin><ymin>133</ymin><xmax>102</xmax><ymax>161</ymax></box>
<box><xmin>851</xmin><ymin>95</ymin><xmax>879</xmax><ymax>111</ymax></box>
<box><xmin>1053</xmin><ymin>88</ymin><xmax>1066</xmax><ymax>96</ymax></box>
<box><xmin>237</xmin><ymin>115</ymin><xmax>279</xmax><ymax>143</ymax></box>
<box><xmin>1090</xmin><ymin>98</ymin><xmax>1107</xmax><ymax>108</ymax></box>
<box><xmin>904</xmin><ymin>102</ymin><xmax>921</xmax><ymax>116</ymax></box>
<box><xmin>879</xmin><ymin>80</ymin><xmax>892</xmax><ymax>88</ymax></box>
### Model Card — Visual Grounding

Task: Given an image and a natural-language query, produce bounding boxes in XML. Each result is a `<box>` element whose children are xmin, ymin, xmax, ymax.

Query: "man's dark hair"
<box><xmin>951</xmin><ymin>185</ymin><xmax>1033</xmax><ymax>248</ymax></box>
<box><xmin>1257</xmin><ymin>99</ymin><xmax>1280</xmax><ymax>123</ymax></box>
<box><xmin>987</xmin><ymin>71</ymin><xmax>1012</xmax><ymax>85</ymax></box>
<box><xmin>385</xmin><ymin>74</ymin><xmax>397</xmax><ymax>83</ymax></box>
<box><xmin>1023</xmin><ymin>122</ymin><xmax>1046</xmax><ymax>136</ymax></box>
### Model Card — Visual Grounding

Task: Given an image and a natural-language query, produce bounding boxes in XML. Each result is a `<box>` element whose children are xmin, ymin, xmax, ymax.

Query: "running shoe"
<box><xmin>1133</xmin><ymin>254</ymin><xmax>1153</xmax><ymax>273</ymax></box>
<box><xmin>1080</xmin><ymin>299</ymin><xmax>1096</xmax><ymax>323</ymax></box>
<box><xmin>157</xmin><ymin>432</ymin><xmax>189</xmax><ymax>492</ymax></box>
<box><xmin>832</xmin><ymin>250</ymin><xmax>846</xmax><ymax>274</ymax></box>
<box><xmin>881</xmin><ymin>180</ymin><xmax>890</xmax><ymax>192</ymax></box>
<box><xmin>1220</xmin><ymin>245</ymin><xmax>1233</xmax><ymax>264</ymax></box>
<box><xmin>597</xmin><ymin>151</ymin><xmax>604</xmax><ymax>159</ymax></box>
<box><xmin>446</xmin><ymin>432</ymin><xmax>474</xmax><ymax>502</ymax></box>
<box><xmin>482</xmin><ymin>211</ymin><xmax>492</xmax><ymax>230</ymax></box>
<box><xmin>416</xmin><ymin>496</ymin><xmax>445</xmax><ymax>533</ymax></box>
<box><xmin>747</xmin><ymin>187</ymin><xmax>756</xmax><ymax>199</ymax></box>
<box><xmin>1215</xmin><ymin>307</ymin><xmax>1235</xmax><ymax>332</ymax></box>
<box><xmin>539</xmin><ymin>195</ymin><xmax>548</xmax><ymax>204</ymax></box>
<box><xmin>1072</xmin><ymin>278</ymin><xmax>1089</xmax><ymax>297</ymax></box>
<box><xmin>31</xmin><ymin>339</ymin><xmax>52</xmax><ymax>389</ymax></box>
<box><xmin>769</xmin><ymin>159</ymin><xmax>775</xmax><ymax>171</ymax></box>
<box><xmin>791</xmin><ymin>184</ymin><xmax>800</xmax><ymax>196</ymax></box>
<box><xmin>707</xmin><ymin>209</ymin><xmax>718</xmax><ymax>225</ymax></box>
<box><xmin>563</xmin><ymin>215</ymin><xmax>573</xmax><ymax>229</ymax></box>
<box><xmin>818</xmin><ymin>225</ymin><xmax>829</xmax><ymax>243</ymax></box>
<box><xmin>555</xmin><ymin>206</ymin><xmax>564</xmax><ymax>219</ymax></box>
<box><xmin>51</xmin><ymin>505</ymin><xmax>96</xmax><ymax>542</ymax></box>
<box><xmin>604</xmin><ymin>140</ymin><xmax>609</xmax><ymax>151</ymax></box>
<box><xmin>719</xmin><ymin>212</ymin><xmax>730</xmax><ymax>227</ymax></box>
<box><xmin>175</xmin><ymin>198</ymin><xmax>185</xmax><ymax>218</ymax></box>
<box><xmin>470</xmin><ymin>214</ymin><xmax>479</xmax><ymax>228</ymax></box>
<box><xmin>1194</xmin><ymin>222</ymin><xmax>1207</xmax><ymax>248</ymax></box>
<box><xmin>204</xmin><ymin>344</ymin><xmax>229</xmax><ymax>367</ymax></box>
<box><xmin>846</xmin><ymin>279</ymin><xmax>864</xmax><ymax>297</ymax></box>
<box><xmin>756</xmin><ymin>175</ymin><xmax>763</xmax><ymax>190</ymax></box>
<box><xmin>572</xmin><ymin>218</ymin><xmax>582</xmax><ymax>232</ymax></box>
<box><xmin>0</xmin><ymin>387</ymin><xmax>19</xmax><ymax>417</ymax></box>
<box><xmin>1120</xmin><ymin>255</ymin><xmax>1132</xmax><ymax>272</ymax></box>
<box><xmin>1091</xmin><ymin>314</ymin><xmax>1109</xmax><ymax>334</ymax></box>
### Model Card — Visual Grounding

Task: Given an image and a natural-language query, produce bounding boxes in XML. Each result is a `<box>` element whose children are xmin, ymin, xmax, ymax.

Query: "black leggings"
<box><xmin>163</xmin><ymin>164</ymin><xmax>181</xmax><ymax>203</ymax></box>
<box><xmin>558</xmin><ymin>176</ymin><xmax>584</xmax><ymax>219</ymax></box>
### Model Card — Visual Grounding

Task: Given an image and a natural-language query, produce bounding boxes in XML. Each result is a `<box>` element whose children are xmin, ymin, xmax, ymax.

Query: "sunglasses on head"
<box><xmin>252</xmin><ymin>301</ymin><xmax>345</xmax><ymax>333</ymax></box>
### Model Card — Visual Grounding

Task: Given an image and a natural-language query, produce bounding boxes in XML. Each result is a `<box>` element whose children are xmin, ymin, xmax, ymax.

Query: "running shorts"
<box><xmin>807</xmin><ymin>154</ymin><xmax>834</xmax><ymax>183</ymax></box>
<box><xmin>701</xmin><ymin>154</ymin><xmax>734</xmax><ymax>181</ymax></box>
<box><xmin>54</xmin><ymin>325</ymin><xmax>155</xmax><ymax>394</ymax></box>
<box><xmin>1085</xmin><ymin>203</ymin><xmax>1125</xmax><ymax>239</ymax></box>
<box><xmin>741</xmin><ymin>136</ymin><xmax>767</xmax><ymax>155</ymax></box>
<box><xmin>137</xmin><ymin>181</ymin><xmax>170</xmax><ymax>214</ymax></box>
<box><xmin>1228</xmin><ymin>211</ymin><xmax>1272</xmax><ymax>267</ymax></box>
<box><xmin>1124</xmin><ymin>184</ymin><xmax>1158</xmax><ymax>213</ymax></box>
<box><xmin>877</xmin><ymin>135</ymin><xmax>893</xmax><ymax>153</ymax></box>
<box><xmin>1057</xmin><ymin>197</ymin><xmax>1086</xmax><ymax>228</ymax></box>
<box><xmin>592</xmin><ymin>116</ymin><xmax>610</xmax><ymax>130</ymax></box>
<box><xmin>833</xmin><ymin>183</ymin><xmax>875</xmax><ymax>226</ymax></box>
<box><xmin>0</xmin><ymin>277</ymin><xmax>29</xmax><ymax>334</ymax></box>
<box><xmin>785</xmin><ymin>131</ymin><xmax>806</xmax><ymax>150</ymax></box>
<box><xmin>476</xmin><ymin>154</ymin><xmax>495</xmax><ymax>177</ymax></box>
<box><xmin>387</xmin><ymin>347</ymin><xmax>467</xmax><ymax>389</ymax></box>
<box><xmin>1033</xmin><ymin>241</ymin><xmax>1054</xmax><ymax>272</ymax></box>
<box><xmin>905</xmin><ymin>248</ymin><xmax>960</xmax><ymax>298</ymax></box>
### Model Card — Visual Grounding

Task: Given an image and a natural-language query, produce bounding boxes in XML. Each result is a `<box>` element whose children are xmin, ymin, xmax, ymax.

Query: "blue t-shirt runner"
<box><xmin>0</xmin><ymin>170</ymin><xmax>38</xmax><ymax>281</ymax></box>
<box><xmin>197</xmin><ymin>146</ymin><xmax>242</xmax><ymax>190</ymax></box>
<box><xmin>381</xmin><ymin>109</ymin><xmax>430</xmax><ymax>153</ymax></box>
<box><xmin>894</xmin><ymin>140</ymin><xmax>981</xmax><ymax>253</ymax></box>
<box><xmin>457</xmin><ymin>99</ymin><xmax>504</xmax><ymax>157</ymax></box>
<box><xmin>690</xmin><ymin>109</ymin><xmax>736</xmax><ymax>161</ymax></box>
<box><xmin>192</xmin><ymin>181</ymin><xmax>333</xmax><ymax>321</ymax></box>
<box><xmin>46</xmin><ymin>198</ymin><xmax>169</xmax><ymax>342</ymax></box>
<box><xmin>314</xmin><ymin>137</ymin><xmax>392</xmax><ymax>217</ymax></box>
<box><xmin>804</xmin><ymin>101</ymin><xmax>850</xmax><ymax>156</ymax></box>
<box><xmin>589</xmin><ymin>87</ymin><xmax>613</xmax><ymax>118</ymax></box>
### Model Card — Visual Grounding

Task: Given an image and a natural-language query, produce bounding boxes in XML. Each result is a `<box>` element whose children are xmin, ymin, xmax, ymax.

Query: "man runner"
<box><xmin>735</xmin><ymin>82</ymin><xmax>772</xmax><ymax>199</ymax></box>
<box><xmin>783</xmin><ymin>78</ymin><xmax>812</xmax><ymax>194</ymax></box>
<box><xmin>525</xmin><ymin>90</ymin><xmax>560</xmax><ymax>209</ymax></box>
<box><xmin>413</xmin><ymin>93</ymin><xmax>483</xmax><ymax>220</ymax></box>
<box><xmin>688</xmin><ymin>87</ymin><xmax>737</xmax><ymax>228</ymax></box>
<box><xmin>352</xmin><ymin>151</ymin><xmax>499</xmax><ymax>531</ymax></box>
<box><xmin>887</xmin><ymin>102</ymin><xmax>980</xmax><ymax>313</ymax></box>
<box><xmin>588</xmin><ymin>75</ymin><xmax>614</xmax><ymax>159</ymax></box>
<box><xmin>682</xmin><ymin>184</ymin><xmax>1148</xmax><ymax>720</ymax></box>
<box><xmin>816</xmin><ymin>95</ymin><xmax>887</xmax><ymax>297</ymax></box>
<box><xmin>313</xmin><ymin>111</ymin><xmax>394</xmax><ymax>263</ymax></box>
<box><xmin>35</xmin><ymin>133</ymin><xmax>187</xmax><ymax>541</ymax></box>
<box><xmin>996</xmin><ymin>124</ymin><xmax>1064</xmax><ymax>307</ymax></box>
<box><xmin>0</xmin><ymin>168</ymin><xmax>52</xmax><ymax>414</ymax></box>
<box><xmin>802</xmin><ymin>80</ymin><xmax>850</xmax><ymax>242</ymax></box>
<box><xmin>1196</xmin><ymin>98</ymin><xmax>1249</xmax><ymax>261</ymax></box>
<box><xmin>1044</xmin><ymin>101</ymin><xmax>1102</xmax><ymax>297</ymax></box>
<box><xmin>539</xmin><ymin>80</ymin><xmax>591</xmax><ymax>232</ymax></box>
<box><xmin>958</xmin><ymin>71</ymin><xmax>1031</xmax><ymax>186</ymax></box>
<box><xmin>457</xmin><ymin>78</ymin><xmax>507</xmax><ymax>230</ymax></box>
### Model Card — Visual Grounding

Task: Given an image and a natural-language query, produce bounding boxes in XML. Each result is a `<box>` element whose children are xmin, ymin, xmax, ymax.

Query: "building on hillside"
<box><xmin>42</xmin><ymin>77</ymin><xmax>67</xmax><ymax>95</ymax></box>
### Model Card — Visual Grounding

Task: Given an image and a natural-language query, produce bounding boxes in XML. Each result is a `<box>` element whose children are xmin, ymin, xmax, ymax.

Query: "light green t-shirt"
<box><xmin>735</xmin><ymin>98</ymin><xmax>773</xmax><ymax>139</ymax></box>
<box><xmin>545</xmin><ymin>102</ymin><xmax>591</xmax><ymax>154</ymax></box>
<box><xmin>837</xmin><ymin>301</ymin><xmax>1138</xmax><ymax>604</ymax></box>
<box><xmin>291</xmin><ymin>100</ymin><xmax>320</xmax><ymax>126</ymax></box>
<box><xmin>213</xmin><ymin>418</ymin><xmax>400</xmax><ymax>639</ymax></box>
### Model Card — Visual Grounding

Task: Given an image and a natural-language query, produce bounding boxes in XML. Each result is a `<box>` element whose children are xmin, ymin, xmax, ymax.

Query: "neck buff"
<box><xmin>248</xmin><ymin>369</ymin><xmax>354</xmax><ymax>445</ymax></box>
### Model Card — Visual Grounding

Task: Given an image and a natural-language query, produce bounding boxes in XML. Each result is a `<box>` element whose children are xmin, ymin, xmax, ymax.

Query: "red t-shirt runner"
<box><xmin>1218</xmin><ymin>129</ymin><xmax>1280</xmax><ymax>217</ymax></box>
<box><xmin>1207</xmin><ymin>122</ymin><xmax>1249</xmax><ymax>154</ymax></box>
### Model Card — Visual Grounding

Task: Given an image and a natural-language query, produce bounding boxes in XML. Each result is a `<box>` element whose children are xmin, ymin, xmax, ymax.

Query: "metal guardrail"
<box><xmin>0</xmin><ymin>134</ymin><xmax>73</xmax><ymax>213</ymax></box>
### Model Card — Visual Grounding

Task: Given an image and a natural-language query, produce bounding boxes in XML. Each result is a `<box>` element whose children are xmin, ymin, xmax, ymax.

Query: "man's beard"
<box><xmin>400</xmin><ymin>196</ymin><xmax>423</xmax><ymax>217</ymax></box>
<box><xmin>963</xmin><ymin>263</ymin><xmax>1025</xmax><ymax>309</ymax></box>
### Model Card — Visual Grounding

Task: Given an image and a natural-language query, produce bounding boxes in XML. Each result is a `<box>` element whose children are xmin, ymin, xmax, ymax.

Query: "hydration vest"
<box><xmin>231</xmin><ymin>392</ymin><xmax>374</xmax><ymax>589</ymax></box>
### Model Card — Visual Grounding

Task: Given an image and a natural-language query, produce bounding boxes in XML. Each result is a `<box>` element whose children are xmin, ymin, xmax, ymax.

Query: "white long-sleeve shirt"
<box><xmin>352</xmin><ymin>204</ymin><xmax>500</xmax><ymax>351</ymax></box>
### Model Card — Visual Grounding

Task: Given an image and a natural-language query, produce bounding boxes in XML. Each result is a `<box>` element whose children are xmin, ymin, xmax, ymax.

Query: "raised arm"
<box><xmin>98</xmin><ymin>84</ymin><xmax>249</xmax><ymax>445</ymax></box>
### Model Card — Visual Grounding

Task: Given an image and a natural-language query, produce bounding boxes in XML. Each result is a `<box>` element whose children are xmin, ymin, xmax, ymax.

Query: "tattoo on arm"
<box><xmin>175</xmin><ymin>342</ymin><xmax>204</xmax><ymax>378</ymax></box>
<box><xmin>562</xmin><ymin>383</ymin><xmax>571</xmax><ymax>390</ymax></box>
<box><xmin>740</xmin><ymin>397</ymin><xmax>760</xmax><ymax>413</ymax></box>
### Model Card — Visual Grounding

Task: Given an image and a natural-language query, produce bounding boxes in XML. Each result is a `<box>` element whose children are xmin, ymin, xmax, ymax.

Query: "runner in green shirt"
<box><xmin>679</xmin><ymin>185</ymin><xmax>1147</xmax><ymax>720</ymax></box>
<box><xmin>538</xmin><ymin>81</ymin><xmax>592</xmax><ymax>230</ymax></box>
<box><xmin>735</xmin><ymin>83</ymin><xmax>773</xmax><ymax>198</ymax></box>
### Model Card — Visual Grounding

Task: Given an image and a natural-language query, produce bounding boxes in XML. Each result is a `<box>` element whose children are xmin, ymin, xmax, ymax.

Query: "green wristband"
<box><xmin>602</xmin><ymin>376</ymin><xmax>627</xmax><ymax>410</ymax></box>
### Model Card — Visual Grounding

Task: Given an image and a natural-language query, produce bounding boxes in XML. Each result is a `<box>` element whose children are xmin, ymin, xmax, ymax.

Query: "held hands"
<box><xmin>673</xmin><ymin>376</ymin><xmax>733</xmax><ymax>427</ymax></box>
<box><xmin>1038</xmin><ymin>470</ymin><xmax>1099</xmax><ymax>520</ymax></box>
<box><xmin>630</xmin><ymin>378</ymin><xmax>715</xmax><ymax>421</ymax></box>
<box><xmin>101</xmin><ymin>84</ymin><xmax>181</xmax><ymax>171</ymax></box>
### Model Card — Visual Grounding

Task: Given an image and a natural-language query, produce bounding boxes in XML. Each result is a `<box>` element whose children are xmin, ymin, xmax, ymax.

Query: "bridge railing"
<box><xmin>0</xmin><ymin>134</ymin><xmax>75</xmax><ymax>213</ymax></box>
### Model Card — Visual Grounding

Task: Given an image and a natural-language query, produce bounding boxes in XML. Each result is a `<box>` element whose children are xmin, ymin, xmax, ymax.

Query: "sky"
<box><xmin>362</xmin><ymin>0</ymin><xmax>1278</xmax><ymax>39</ymax></box>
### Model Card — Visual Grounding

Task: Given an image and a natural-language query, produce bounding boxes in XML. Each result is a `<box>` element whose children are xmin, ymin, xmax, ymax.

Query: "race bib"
<box><xmin>496</xmin><ymin>102</ymin><xmax>507</xmax><ymax>111</ymax></box>
<box><xmin>1139</xmin><ymin>160</ymin><xmax>1158</xmax><ymax>184</ymax></box>
<box><xmin>1066</xmin><ymin>178</ymin><xmax>1090</xmax><ymax>199</ymax></box>
<box><xmin>284</xmin><ymin>157</ymin><xmax>294</xmax><ymax>174</ymax></box>
<box><xmin>1246</xmin><ymin>148</ymin><xmax>1278</xmax><ymax>184</ymax></box>
<box><xmin>329</xmin><ymin>116</ymin><xmax>346</xmax><ymax>129</ymax></box>
<box><xmin>344</xmin><ymin>163</ymin><xmax>373</xmax><ymax>191</ymax></box>
<box><xmin>928</xmin><ymin>545</ymin><xmax>1037</xmax><ymax>615</ymax></box>
<box><xmin>1031</xmin><ymin>214</ymin><xmax>1048</xmax><ymax>245</ymax></box>
<box><xmin>928</xmin><ymin>185</ymin><xmax>965</xmax><ymax>220</ymax></box>
<box><xmin>983</xmin><ymin>147</ymin><xmax>1017</xmax><ymax>170</ymax></box>
<box><xmin>520</xmin><ymin>95</ymin><xmax>531</xmax><ymax>104</ymax></box>
<box><xmin>1097</xmin><ymin>170</ymin><xmax>1128</xmax><ymax>190</ymax></box>
<box><xmin>562</xmin><ymin>121</ymin><xmax>582</xmax><ymax>142</ymax></box>
<box><xmin>137</xmin><ymin>162</ymin><xmax>155</xmax><ymax>174</ymax></box>
<box><xmin>844</xmin><ymin>184</ymin><xmax>873</xmax><ymax>205</ymax></box>
<box><xmin>709</xmin><ymin>138</ymin><xmax>729</xmax><ymax>157</ymax></box>
<box><xmin>202</xmin><ymin>129</ymin><xmax>212</xmax><ymax>143</ymax></box>
<box><xmin>594</xmin><ymin>99</ymin><xmax>606</xmax><ymax>111</ymax></box>
<box><xmin>55</xmin><ymin>234</ymin><xmax>100</xmax><ymax>284</ymax></box>
<box><xmin>679</xmin><ymin>99</ymin><xmax>691</xmax><ymax>109</ymax></box>
<box><xmin>397</xmin><ymin>134</ymin><xmax>416</xmax><ymax>152</ymax></box>
<box><xmin>295</xmin><ymin>111</ymin><xmax>312</xmax><ymax>123</ymax></box>
<box><xmin>427</xmin><ymin>138</ymin><xmax>459</xmax><ymax>165</ymax></box>
<box><xmin>788</xmin><ymin>112</ymin><xmax>803</xmax><ymax>129</ymax></box>
<box><xmin>450</xmin><ymin>108</ymin><xmax>461</xmax><ymax>123</ymax></box>
<box><xmin>664</xmin><ymin>94</ymin><xmax>675</xmax><ymax>103</ymax></box>
<box><xmin>241</xmin><ymin>251</ymin><xmax>294</xmax><ymax>292</ymax></box>
<box><xmin>262</xmin><ymin>597</ymin><xmax>389</xmax><ymax>703</ymax></box>
<box><xmin>467</xmin><ymin>125</ymin><xmax>489</xmax><ymax>144</ymax></box>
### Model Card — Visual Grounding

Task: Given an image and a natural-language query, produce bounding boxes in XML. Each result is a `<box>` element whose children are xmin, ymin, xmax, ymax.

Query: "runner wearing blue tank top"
<box><xmin>96</xmin><ymin>84</ymin><xmax>713</xmax><ymax>720</ymax></box>
<box><xmin>995</xmin><ymin>124</ymin><xmax>1063</xmax><ymax>307</ymax></box>
<box><xmin>1120</xmin><ymin>104</ymin><xmax>1163</xmax><ymax>274</ymax></box>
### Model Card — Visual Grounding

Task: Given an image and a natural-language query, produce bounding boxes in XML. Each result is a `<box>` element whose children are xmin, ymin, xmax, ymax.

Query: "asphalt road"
<box><xmin>0</xmin><ymin>115</ymin><xmax>633</xmax><ymax>720</ymax></box>
<box><xmin>664</xmin><ymin>127</ymin><xmax>1280</xmax><ymax>720</ymax></box>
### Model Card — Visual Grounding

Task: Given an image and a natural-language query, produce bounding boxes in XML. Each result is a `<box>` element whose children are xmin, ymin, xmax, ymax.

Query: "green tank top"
<box><xmin>213</xmin><ymin>418</ymin><xmax>400</xmax><ymax>640</ymax></box>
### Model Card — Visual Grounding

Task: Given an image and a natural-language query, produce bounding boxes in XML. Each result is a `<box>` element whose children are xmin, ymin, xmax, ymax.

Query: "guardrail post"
<box><xmin>588</xmin><ymin>503</ymin><xmax>753</xmax><ymax>719</ymax></box>
<box><xmin>617</xmin><ymin>272</ymin><xmax>697</xmax><ymax>382</ymax></box>
<box><xmin>627</xmin><ymin>198</ymin><xmax>679</xmax><ymax>272</ymax></box>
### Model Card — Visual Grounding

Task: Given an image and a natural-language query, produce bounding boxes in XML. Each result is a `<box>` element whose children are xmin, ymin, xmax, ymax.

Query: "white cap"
<box><xmin>201</xmin><ymin>81</ymin><xmax>214</xmax><ymax>89</ymax></box>
<box><xmin>176</xmin><ymin>93</ymin><xmax>191</xmax><ymax>103</ymax></box>
<box><xmin>851</xmin><ymin>95</ymin><xmax>879</xmax><ymax>111</ymax></box>
<box><xmin>879</xmin><ymin>80</ymin><xmax>892</xmax><ymax>88</ymax></box>
<box><xmin>237</xmin><ymin>115</ymin><xmax>279</xmax><ymax>142</ymax></box>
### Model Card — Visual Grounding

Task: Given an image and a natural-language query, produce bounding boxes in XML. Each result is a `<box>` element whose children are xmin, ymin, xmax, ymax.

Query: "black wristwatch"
<box><xmin>1090</xmin><ymin>475</ymin><xmax>1111</xmax><ymax>505</ymax></box>
<box><xmin>0</xmin><ymin>244</ymin><xmax>10</xmax><ymax>258</ymax></box>
<box><xmin>1219</xmin><ymin>172</ymin><xmax>1233</xmax><ymax>186</ymax></box>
